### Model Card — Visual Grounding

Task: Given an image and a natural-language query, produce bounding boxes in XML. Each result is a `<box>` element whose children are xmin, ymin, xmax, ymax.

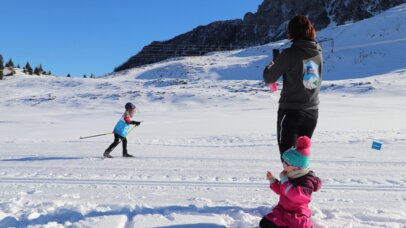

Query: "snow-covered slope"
<box><xmin>0</xmin><ymin>4</ymin><xmax>405</xmax><ymax>228</ymax></box>
<box><xmin>320</xmin><ymin>4</ymin><xmax>406</xmax><ymax>79</ymax></box>
<box><xmin>108</xmin><ymin>4</ymin><xmax>406</xmax><ymax>81</ymax></box>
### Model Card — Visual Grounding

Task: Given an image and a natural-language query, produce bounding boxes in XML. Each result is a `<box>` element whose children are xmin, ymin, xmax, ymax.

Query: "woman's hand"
<box><xmin>267</xmin><ymin>82</ymin><xmax>278</xmax><ymax>92</ymax></box>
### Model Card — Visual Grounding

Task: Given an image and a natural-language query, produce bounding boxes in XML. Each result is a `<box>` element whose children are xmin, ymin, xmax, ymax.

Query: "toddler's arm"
<box><xmin>266</xmin><ymin>170</ymin><xmax>281</xmax><ymax>195</ymax></box>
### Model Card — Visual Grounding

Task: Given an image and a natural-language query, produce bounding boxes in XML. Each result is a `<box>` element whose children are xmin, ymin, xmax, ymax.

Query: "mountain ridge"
<box><xmin>114</xmin><ymin>0</ymin><xmax>404</xmax><ymax>72</ymax></box>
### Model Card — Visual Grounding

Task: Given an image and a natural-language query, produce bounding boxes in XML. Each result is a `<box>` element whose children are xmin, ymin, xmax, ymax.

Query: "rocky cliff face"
<box><xmin>115</xmin><ymin>0</ymin><xmax>404</xmax><ymax>72</ymax></box>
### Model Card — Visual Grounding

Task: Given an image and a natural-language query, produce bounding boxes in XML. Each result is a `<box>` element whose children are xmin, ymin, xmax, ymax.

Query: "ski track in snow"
<box><xmin>1</xmin><ymin>137</ymin><xmax>405</xmax><ymax>227</ymax></box>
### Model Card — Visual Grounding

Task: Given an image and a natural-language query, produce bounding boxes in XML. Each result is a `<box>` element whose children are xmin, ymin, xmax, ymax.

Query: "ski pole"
<box><xmin>126</xmin><ymin>125</ymin><xmax>137</xmax><ymax>137</ymax></box>
<box><xmin>80</xmin><ymin>132</ymin><xmax>113</xmax><ymax>140</ymax></box>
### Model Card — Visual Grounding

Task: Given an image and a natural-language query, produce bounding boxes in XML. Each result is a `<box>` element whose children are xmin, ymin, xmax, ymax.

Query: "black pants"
<box><xmin>259</xmin><ymin>217</ymin><xmax>285</xmax><ymax>228</ymax></box>
<box><xmin>105</xmin><ymin>133</ymin><xmax>127</xmax><ymax>155</ymax></box>
<box><xmin>277</xmin><ymin>108</ymin><xmax>318</xmax><ymax>159</ymax></box>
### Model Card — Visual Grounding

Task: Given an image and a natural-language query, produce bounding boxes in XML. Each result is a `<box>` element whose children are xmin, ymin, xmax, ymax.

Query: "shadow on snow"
<box><xmin>0</xmin><ymin>205</ymin><xmax>270</xmax><ymax>227</ymax></box>
<box><xmin>0</xmin><ymin>156</ymin><xmax>82</xmax><ymax>162</ymax></box>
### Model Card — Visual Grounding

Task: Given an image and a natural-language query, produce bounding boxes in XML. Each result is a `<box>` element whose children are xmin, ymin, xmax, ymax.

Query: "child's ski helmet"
<box><xmin>125</xmin><ymin>102</ymin><xmax>136</xmax><ymax>110</ymax></box>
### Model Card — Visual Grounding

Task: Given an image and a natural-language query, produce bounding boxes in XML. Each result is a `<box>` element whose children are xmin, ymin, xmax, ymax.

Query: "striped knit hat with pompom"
<box><xmin>282</xmin><ymin>136</ymin><xmax>312</xmax><ymax>169</ymax></box>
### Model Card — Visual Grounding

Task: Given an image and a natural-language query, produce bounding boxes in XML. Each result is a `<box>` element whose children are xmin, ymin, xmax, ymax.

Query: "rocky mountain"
<box><xmin>114</xmin><ymin>0</ymin><xmax>404</xmax><ymax>72</ymax></box>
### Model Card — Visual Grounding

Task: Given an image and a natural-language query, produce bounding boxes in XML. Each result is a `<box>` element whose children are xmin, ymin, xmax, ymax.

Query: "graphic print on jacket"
<box><xmin>303</xmin><ymin>58</ymin><xmax>320</xmax><ymax>90</ymax></box>
<box><xmin>263</xmin><ymin>40</ymin><xmax>323</xmax><ymax>110</ymax></box>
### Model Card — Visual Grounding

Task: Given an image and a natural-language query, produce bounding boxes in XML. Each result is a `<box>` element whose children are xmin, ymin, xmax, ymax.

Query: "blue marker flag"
<box><xmin>372</xmin><ymin>141</ymin><xmax>382</xmax><ymax>150</ymax></box>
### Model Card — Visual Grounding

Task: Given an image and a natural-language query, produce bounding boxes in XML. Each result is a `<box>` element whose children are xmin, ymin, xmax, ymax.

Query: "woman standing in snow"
<box><xmin>263</xmin><ymin>15</ymin><xmax>323</xmax><ymax>159</ymax></box>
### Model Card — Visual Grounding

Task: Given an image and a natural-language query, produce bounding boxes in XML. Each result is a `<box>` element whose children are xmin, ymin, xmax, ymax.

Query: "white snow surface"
<box><xmin>1</xmin><ymin>4</ymin><xmax>406</xmax><ymax>228</ymax></box>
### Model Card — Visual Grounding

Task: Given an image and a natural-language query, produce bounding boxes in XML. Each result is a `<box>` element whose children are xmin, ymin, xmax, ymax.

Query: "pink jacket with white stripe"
<box><xmin>265</xmin><ymin>171</ymin><xmax>322</xmax><ymax>228</ymax></box>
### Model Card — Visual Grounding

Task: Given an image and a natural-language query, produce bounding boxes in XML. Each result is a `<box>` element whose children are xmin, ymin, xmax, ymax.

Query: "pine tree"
<box><xmin>0</xmin><ymin>54</ymin><xmax>3</xmax><ymax>69</ymax></box>
<box><xmin>34</xmin><ymin>66</ymin><xmax>41</xmax><ymax>76</ymax></box>
<box><xmin>6</xmin><ymin>59</ymin><xmax>14</xmax><ymax>68</ymax></box>
<box><xmin>3</xmin><ymin>58</ymin><xmax>15</xmax><ymax>76</ymax></box>
<box><xmin>83</xmin><ymin>74</ymin><xmax>87</xmax><ymax>78</ymax></box>
<box><xmin>0</xmin><ymin>54</ymin><xmax>4</xmax><ymax>80</ymax></box>
<box><xmin>67</xmin><ymin>73</ymin><xmax>71</xmax><ymax>77</ymax></box>
<box><xmin>47</xmin><ymin>70</ymin><xmax>52</xmax><ymax>75</ymax></box>
<box><xmin>25</xmin><ymin>62</ymin><xmax>33</xmax><ymax>75</ymax></box>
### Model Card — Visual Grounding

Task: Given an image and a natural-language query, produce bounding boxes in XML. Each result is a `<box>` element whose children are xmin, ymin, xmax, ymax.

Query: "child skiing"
<box><xmin>103</xmin><ymin>102</ymin><xmax>141</xmax><ymax>158</ymax></box>
<box><xmin>260</xmin><ymin>136</ymin><xmax>322</xmax><ymax>228</ymax></box>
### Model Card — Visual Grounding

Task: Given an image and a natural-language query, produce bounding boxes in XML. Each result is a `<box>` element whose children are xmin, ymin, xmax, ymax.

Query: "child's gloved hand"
<box><xmin>130</xmin><ymin>121</ymin><xmax>141</xmax><ymax>126</ymax></box>
<box><xmin>266</xmin><ymin>171</ymin><xmax>274</xmax><ymax>180</ymax></box>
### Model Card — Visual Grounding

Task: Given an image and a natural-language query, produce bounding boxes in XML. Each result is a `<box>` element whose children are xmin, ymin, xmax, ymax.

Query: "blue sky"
<box><xmin>0</xmin><ymin>0</ymin><xmax>263</xmax><ymax>77</ymax></box>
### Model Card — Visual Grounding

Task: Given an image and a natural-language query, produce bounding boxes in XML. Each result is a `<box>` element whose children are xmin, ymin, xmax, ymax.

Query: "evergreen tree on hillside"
<box><xmin>83</xmin><ymin>74</ymin><xmax>87</xmax><ymax>78</ymax></box>
<box><xmin>67</xmin><ymin>73</ymin><xmax>71</xmax><ymax>77</ymax></box>
<box><xmin>0</xmin><ymin>54</ymin><xmax>4</xmax><ymax>80</ymax></box>
<box><xmin>25</xmin><ymin>62</ymin><xmax>33</xmax><ymax>75</ymax></box>
<box><xmin>33</xmin><ymin>64</ymin><xmax>45</xmax><ymax>76</ymax></box>
<box><xmin>34</xmin><ymin>66</ymin><xmax>41</xmax><ymax>76</ymax></box>
<box><xmin>0</xmin><ymin>54</ymin><xmax>3</xmax><ymax>69</ymax></box>
<box><xmin>5</xmin><ymin>59</ymin><xmax>15</xmax><ymax>76</ymax></box>
<box><xmin>5</xmin><ymin>59</ymin><xmax>14</xmax><ymax>68</ymax></box>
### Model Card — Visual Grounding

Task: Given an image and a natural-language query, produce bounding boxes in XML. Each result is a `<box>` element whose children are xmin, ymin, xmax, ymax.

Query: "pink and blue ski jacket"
<box><xmin>265</xmin><ymin>171</ymin><xmax>322</xmax><ymax>228</ymax></box>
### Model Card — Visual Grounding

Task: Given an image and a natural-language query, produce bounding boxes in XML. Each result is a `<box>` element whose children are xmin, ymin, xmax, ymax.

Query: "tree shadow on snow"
<box><xmin>158</xmin><ymin>224</ymin><xmax>226</xmax><ymax>228</ymax></box>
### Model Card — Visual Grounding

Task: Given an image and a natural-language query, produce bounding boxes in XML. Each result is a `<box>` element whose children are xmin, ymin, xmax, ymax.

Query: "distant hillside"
<box><xmin>109</xmin><ymin>4</ymin><xmax>406</xmax><ymax>81</ymax></box>
<box><xmin>0</xmin><ymin>54</ymin><xmax>53</xmax><ymax>79</ymax></box>
<box><xmin>114</xmin><ymin>0</ymin><xmax>404</xmax><ymax>72</ymax></box>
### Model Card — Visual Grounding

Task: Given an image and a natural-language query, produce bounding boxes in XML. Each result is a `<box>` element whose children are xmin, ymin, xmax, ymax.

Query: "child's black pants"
<box><xmin>106</xmin><ymin>133</ymin><xmax>127</xmax><ymax>154</ymax></box>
